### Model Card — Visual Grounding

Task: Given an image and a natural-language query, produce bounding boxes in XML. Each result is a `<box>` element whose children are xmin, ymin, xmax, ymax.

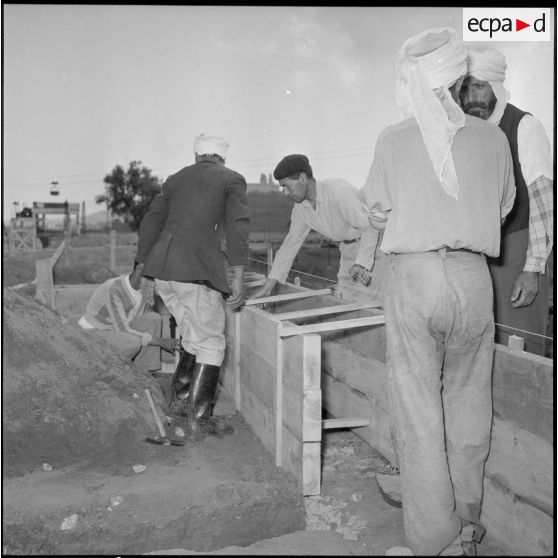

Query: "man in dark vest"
<box><xmin>460</xmin><ymin>49</ymin><xmax>553</xmax><ymax>356</ymax></box>
<box><xmin>135</xmin><ymin>133</ymin><xmax>250</xmax><ymax>438</ymax></box>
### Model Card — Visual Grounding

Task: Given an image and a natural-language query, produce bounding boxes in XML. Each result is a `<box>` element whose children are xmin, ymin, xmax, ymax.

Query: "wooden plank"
<box><xmin>244</xmin><ymin>288</ymin><xmax>333</xmax><ymax>306</ymax></box>
<box><xmin>322</xmin><ymin>371</ymin><xmax>395</xmax><ymax>464</ymax></box>
<box><xmin>303</xmin><ymin>442</ymin><xmax>321</xmax><ymax>496</ymax></box>
<box><xmin>322</xmin><ymin>418</ymin><xmax>371</xmax><ymax>429</ymax></box>
<box><xmin>481</xmin><ymin>476</ymin><xmax>554</xmax><ymax>556</ymax></box>
<box><xmin>303</xmin><ymin>389</ymin><xmax>322</xmax><ymax>442</ymax></box>
<box><xmin>279</xmin><ymin>315</ymin><xmax>385</xmax><ymax>338</ymax></box>
<box><xmin>280</xmin><ymin>334</ymin><xmax>322</xmax><ymax>488</ymax></box>
<box><xmin>270</xmin><ymin>302</ymin><xmax>378</xmax><ymax>322</ymax></box>
<box><xmin>234</xmin><ymin>311</ymin><xmax>241</xmax><ymax>411</ymax></box>
<box><xmin>280</xmin><ymin>424</ymin><xmax>303</xmax><ymax>488</ymax></box>
<box><xmin>302</xmin><ymin>334</ymin><xmax>321</xmax><ymax>390</ymax></box>
<box><xmin>485</xmin><ymin>417</ymin><xmax>553</xmax><ymax>515</ymax></box>
<box><xmin>321</xmin><ymin>343</ymin><xmax>388</xmax><ymax>408</ymax></box>
<box><xmin>238</xmin><ymin>344</ymin><xmax>276</xmax><ymax>408</ymax></box>
<box><xmin>239</xmin><ymin>309</ymin><xmax>278</xmax><ymax>364</ymax></box>
<box><xmin>238</xmin><ymin>383</ymin><xmax>276</xmax><ymax>458</ymax></box>
<box><xmin>492</xmin><ymin>344</ymin><xmax>553</xmax><ymax>443</ymax></box>
<box><xmin>49</xmin><ymin>240</ymin><xmax>66</xmax><ymax>267</ymax></box>
<box><xmin>275</xmin><ymin>335</ymin><xmax>283</xmax><ymax>467</ymax></box>
<box><xmin>35</xmin><ymin>259</ymin><xmax>54</xmax><ymax>309</ymax></box>
<box><xmin>281</xmin><ymin>335</ymin><xmax>305</xmax><ymax>443</ymax></box>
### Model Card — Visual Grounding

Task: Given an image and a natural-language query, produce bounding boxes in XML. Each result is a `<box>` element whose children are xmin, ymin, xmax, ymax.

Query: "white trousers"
<box><xmin>155</xmin><ymin>280</ymin><xmax>226</xmax><ymax>367</ymax></box>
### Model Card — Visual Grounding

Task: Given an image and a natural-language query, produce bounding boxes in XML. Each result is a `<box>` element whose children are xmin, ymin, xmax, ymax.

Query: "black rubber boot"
<box><xmin>188</xmin><ymin>363</ymin><xmax>233</xmax><ymax>439</ymax></box>
<box><xmin>169</xmin><ymin>350</ymin><xmax>196</xmax><ymax>417</ymax></box>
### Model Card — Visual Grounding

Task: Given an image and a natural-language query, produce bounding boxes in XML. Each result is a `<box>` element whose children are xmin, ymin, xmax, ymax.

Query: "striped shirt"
<box><xmin>514</xmin><ymin>115</ymin><xmax>554</xmax><ymax>274</ymax></box>
<box><xmin>78</xmin><ymin>274</ymin><xmax>151</xmax><ymax>345</ymax></box>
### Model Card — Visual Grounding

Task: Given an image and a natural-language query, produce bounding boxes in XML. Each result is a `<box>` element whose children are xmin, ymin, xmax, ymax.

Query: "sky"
<box><xmin>2</xmin><ymin>5</ymin><xmax>555</xmax><ymax>223</ymax></box>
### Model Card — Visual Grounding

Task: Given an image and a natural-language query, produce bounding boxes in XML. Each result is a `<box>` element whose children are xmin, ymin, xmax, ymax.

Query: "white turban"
<box><xmin>193</xmin><ymin>133</ymin><xmax>229</xmax><ymax>160</ymax></box>
<box><xmin>466</xmin><ymin>49</ymin><xmax>510</xmax><ymax>125</ymax></box>
<box><xmin>394</xmin><ymin>27</ymin><xmax>467</xmax><ymax>200</ymax></box>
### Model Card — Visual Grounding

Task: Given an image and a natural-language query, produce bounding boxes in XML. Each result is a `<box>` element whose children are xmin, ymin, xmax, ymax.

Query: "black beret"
<box><xmin>273</xmin><ymin>154</ymin><xmax>311</xmax><ymax>181</ymax></box>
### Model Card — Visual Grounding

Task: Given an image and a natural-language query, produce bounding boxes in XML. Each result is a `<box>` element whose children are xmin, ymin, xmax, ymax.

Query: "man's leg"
<box><xmin>386</xmin><ymin>253</ymin><xmax>461</xmax><ymax>556</ymax></box>
<box><xmin>87</xmin><ymin>328</ymin><xmax>142</xmax><ymax>364</ymax></box>
<box><xmin>441</xmin><ymin>254</ymin><xmax>495</xmax><ymax>555</ymax></box>
<box><xmin>129</xmin><ymin>312</ymin><xmax>163</xmax><ymax>372</ymax></box>
<box><xmin>155</xmin><ymin>281</ymin><xmax>228</xmax><ymax>435</ymax></box>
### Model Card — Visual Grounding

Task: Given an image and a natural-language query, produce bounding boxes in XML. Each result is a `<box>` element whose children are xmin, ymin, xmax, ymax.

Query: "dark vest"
<box><xmin>498</xmin><ymin>103</ymin><xmax>531</xmax><ymax>236</ymax></box>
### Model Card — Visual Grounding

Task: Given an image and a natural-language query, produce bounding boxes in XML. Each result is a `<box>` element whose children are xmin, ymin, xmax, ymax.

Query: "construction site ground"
<box><xmin>2</xmin><ymin>257</ymin><xmax>505</xmax><ymax>556</ymax></box>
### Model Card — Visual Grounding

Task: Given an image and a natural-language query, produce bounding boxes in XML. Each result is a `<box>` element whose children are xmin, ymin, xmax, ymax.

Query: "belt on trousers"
<box><xmin>342</xmin><ymin>238</ymin><xmax>359</xmax><ymax>244</ymax></box>
<box><xmin>393</xmin><ymin>247</ymin><xmax>481</xmax><ymax>256</ymax></box>
<box><xmin>437</xmin><ymin>246</ymin><xmax>480</xmax><ymax>255</ymax></box>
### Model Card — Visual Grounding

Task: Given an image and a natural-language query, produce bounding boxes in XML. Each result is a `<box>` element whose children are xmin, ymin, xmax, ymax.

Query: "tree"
<box><xmin>259</xmin><ymin>173</ymin><xmax>267</xmax><ymax>184</ymax></box>
<box><xmin>96</xmin><ymin>161</ymin><xmax>162</xmax><ymax>232</ymax></box>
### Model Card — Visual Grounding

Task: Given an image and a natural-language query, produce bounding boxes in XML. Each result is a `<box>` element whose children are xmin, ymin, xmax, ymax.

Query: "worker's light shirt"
<box><xmin>78</xmin><ymin>274</ymin><xmax>151</xmax><ymax>345</ymax></box>
<box><xmin>268</xmin><ymin>178</ymin><xmax>380</xmax><ymax>284</ymax></box>
<box><xmin>361</xmin><ymin>115</ymin><xmax>516</xmax><ymax>257</ymax></box>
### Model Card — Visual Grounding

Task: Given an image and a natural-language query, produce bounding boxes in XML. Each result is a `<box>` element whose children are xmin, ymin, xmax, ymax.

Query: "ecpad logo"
<box><xmin>463</xmin><ymin>8</ymin><xmax>550</xmax><ymax>42</ymax></box>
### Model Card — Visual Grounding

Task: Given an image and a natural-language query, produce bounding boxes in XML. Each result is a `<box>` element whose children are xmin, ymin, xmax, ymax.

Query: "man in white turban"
<box><xmin>461</xmin><ymin>49</ymin><xmax>553</xmax><ymax>356</ymax></box>
<box><xmin>135</xmin><ymin>133</ymin><xmax>250</xmax><ymax>439</ymax></box>
<box><xmin>361</xmin><ymin>28</ymin><xmax>516</xmax><ymax>556</ymax></box>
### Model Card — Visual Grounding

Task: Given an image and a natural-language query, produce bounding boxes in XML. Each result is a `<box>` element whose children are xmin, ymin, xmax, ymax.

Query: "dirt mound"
<box><xmin>2</xmin><ymin>288</ymin><xmax>167</xmax><ymax>477</ymax></box>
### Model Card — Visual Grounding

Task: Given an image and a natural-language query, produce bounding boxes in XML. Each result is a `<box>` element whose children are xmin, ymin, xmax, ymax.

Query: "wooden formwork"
<box><xmin>222</xmin><ymin>282</ymin><xmax>554</xmax><ymax>556</ymax></box>
<box><xmin>40</xmin><ymin>270</ymin><xmax>553</xmax><ymax>556</ymax></box>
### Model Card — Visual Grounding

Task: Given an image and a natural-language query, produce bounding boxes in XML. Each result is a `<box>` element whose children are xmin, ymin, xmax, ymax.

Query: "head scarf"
<box><xmin>394</xmin><ymin>27</ymin><xmax>467</xmax><ymax>200</ymax></box>
<box><xmin>193</xmin><ymin>134</ymin><xmax>229</xmax><ymax>160</ymax></box>
<box><xmin>466</xmin><ymin>49</ymin><xmax>510</xmax><ymax>125</ymax></box>
<box><xmin>273</xmin><ymin>154</ymin><xmax>312</xmax><ymax>180</ymax></box>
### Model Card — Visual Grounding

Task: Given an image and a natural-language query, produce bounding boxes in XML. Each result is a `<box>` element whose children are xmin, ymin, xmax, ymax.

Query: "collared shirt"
<box><xmin>268</xmin><ymin>178</ymin><xmax>380</xmax><ymax>284</ymax></box>
<box><xmin>362</xmin><ymin>115</ymin><xmax>516</xmax><ymax>257</ymax></box>
<box><xmin>501</xmin><ymin>112</ymin><xmax>553</xmax><ymax>273</ymax></box>
<box><xmin>78</xmin><ymin>274</ymin><xmax>151</xmax><ymax>345</ymax></box>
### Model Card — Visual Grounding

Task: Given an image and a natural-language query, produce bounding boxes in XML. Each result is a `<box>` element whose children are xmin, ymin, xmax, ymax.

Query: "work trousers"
<box><xmin>488</xmin><ymin>228</ymin><xmax>550</xmax><ymax>355</ymax></box>
<box><xmin>337</xmin><ymin>234</ymin><xmax>388</xmax><ymax>306</ymax></box>
<box><xmin>88</xmin><ymin>312</ymin><xmax>162</xmax><ymax>371</ymax></box>
<box><xmin>385</xmin><ymin>249</ymin><xmax>494</xmax><ymax>556</ymax></box>
<box><xmin>155</xmin><ymin>280</ymin><xmax>226</xmax><ymax>367</ymax></box>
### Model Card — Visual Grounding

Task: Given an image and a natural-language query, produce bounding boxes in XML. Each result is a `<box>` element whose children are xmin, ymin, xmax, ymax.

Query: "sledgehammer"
<box><xmin>144</xmin><ymin>388</ymin><xmax>184</xmax><ymax>446</ymax></box>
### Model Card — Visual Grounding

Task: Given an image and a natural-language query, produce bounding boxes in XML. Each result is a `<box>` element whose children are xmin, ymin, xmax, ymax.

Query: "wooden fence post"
<box><xmin>64</xmin><ymin>228</ymin><xmax>72</xmax><ymax>267</ymax></box>
<box><xmin>35</xmin><ymin>259</ymin><xmax>55</xmax><ymax>309</ymax></box>
<box><xmin>267</xmin><ymin>242</ymin><xmax>273</xmax><ymax>276</ymax></box>
<box><xmin>109</xmin><ymin>229</ymin><xmax>116</xmax><ymax>272</ymax></box>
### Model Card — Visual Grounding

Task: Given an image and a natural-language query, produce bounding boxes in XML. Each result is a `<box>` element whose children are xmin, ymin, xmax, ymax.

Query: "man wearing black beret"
<box><xmin>251</xmin><ymin>153</ymin><xmax>386</xmax><ymax>304</ymax></box>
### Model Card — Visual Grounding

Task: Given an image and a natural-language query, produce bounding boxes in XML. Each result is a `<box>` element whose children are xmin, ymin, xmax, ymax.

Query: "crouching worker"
<box><xmin>78</xmin><ymin>262</ymin><xmax>179</xmax><ymax>373</ymax></box>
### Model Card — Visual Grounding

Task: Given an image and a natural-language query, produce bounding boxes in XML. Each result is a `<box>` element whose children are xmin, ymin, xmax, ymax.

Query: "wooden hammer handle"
<box><xmin>145</xmin><ymin>388</ymin><xmax>167</xmax><ymax>438</ymax></box>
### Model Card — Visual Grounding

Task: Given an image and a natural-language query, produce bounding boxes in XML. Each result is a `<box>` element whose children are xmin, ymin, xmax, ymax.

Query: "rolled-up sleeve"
<box><xmin>268</xmin><ymin>211</ymin><xmax>311</xmax><ymax>284</ymax></box>
<box><xmin>361</xmin><ymin>136</ymin><xmax>392</xmax><ymax>228</ymax></box>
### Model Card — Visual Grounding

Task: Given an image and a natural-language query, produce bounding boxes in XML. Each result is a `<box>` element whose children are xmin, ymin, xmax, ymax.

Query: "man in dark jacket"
<box><xmin>135</xmin><ymin>133</ymin><xmax>250</xmax><ymax>437</ymax></box>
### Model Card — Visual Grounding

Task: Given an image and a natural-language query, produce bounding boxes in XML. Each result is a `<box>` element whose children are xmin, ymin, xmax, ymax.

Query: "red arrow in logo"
<box><xmin>516</xmin><ymin>19</ymin><xmax>530</xmax><ymax>31</ymax></box>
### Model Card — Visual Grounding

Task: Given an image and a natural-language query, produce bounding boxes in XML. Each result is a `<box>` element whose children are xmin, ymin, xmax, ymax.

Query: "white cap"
<box><xmin>193</xmin><ymin>133</ymin><xmax>229</xmax><ymax>159</ymax></box>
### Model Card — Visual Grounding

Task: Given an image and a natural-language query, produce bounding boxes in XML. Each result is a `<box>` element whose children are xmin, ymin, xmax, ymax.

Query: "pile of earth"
<box><xmin>2</xmin><ymin>287</ymin><xmax>167</xmax><ymax>478</ymax></box>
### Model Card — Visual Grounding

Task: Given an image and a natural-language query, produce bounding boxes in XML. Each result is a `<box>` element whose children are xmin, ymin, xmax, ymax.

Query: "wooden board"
<box><xmin>492</xmin><ymin>345</ymin><xmax>553</xmax><ymax>444</ymax></box>
<box><xmin>281</xmin><ymin>334</ymin><xmax>322</xmax><ymax>494</ymax></box>
<box><xmin>485</xmin><ymin>417</ymin><xmax>553</xmax><ymax>515</ymax></box>
<box><xmin>481</xmin><ymin>476</ymin><xmax>554</xmax><ymax>556</ymax></box>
